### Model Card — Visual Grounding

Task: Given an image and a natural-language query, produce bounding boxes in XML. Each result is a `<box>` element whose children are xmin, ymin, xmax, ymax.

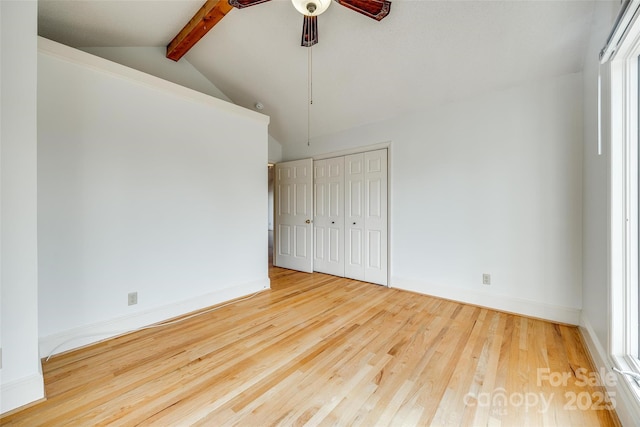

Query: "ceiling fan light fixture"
<box><xmin>292</xmin><ymin>0</ymin><xmax>331</xmax><ymax>16</ymax></box>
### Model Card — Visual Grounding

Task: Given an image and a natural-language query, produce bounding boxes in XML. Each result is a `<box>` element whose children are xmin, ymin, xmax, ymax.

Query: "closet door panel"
<box><xmin>313</xmin><ymin>157</ymin><xmax>344</xmax><ymax>276</ymax></box>
<box><xmin>313</xmin><ymin>160</ymin><xmax>328</xmax><ymax>268</ymax></box>
<box><xmin>363</xmin><ymin>149</ymin><xmax>388</xmax><ymax>285</ymax></box>
<box><xmin>345</xmin><ymin>153</ymin><xmax>365</xmax><ymax>281</ymax></box>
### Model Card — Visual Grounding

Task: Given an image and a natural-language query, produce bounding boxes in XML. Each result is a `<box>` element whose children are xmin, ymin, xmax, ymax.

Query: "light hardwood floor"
<box><xmin>1</xmin><ymin>266</ymin><xmax>621</xmax><ymax>426</ymax></box>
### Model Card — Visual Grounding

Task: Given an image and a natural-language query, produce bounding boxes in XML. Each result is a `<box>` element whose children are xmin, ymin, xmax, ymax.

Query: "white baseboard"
<box><xmin>580</xmin><ymin>314</ymin><xmax>640</xmax><ymax>427</ymax></box>
<box><xmin>39</xmin><ymin>278</ymin><xmax>270</xmax><ymax>358</ymax></box>
<box><xmin>391</xmin><ymin>276</ymin><xmax>581</xmax><ymax>325</ymax></box>
<box><xmin>0</xmin><ymin>373</ymin><xmax>45</xmax><ymax>414</ymax></box>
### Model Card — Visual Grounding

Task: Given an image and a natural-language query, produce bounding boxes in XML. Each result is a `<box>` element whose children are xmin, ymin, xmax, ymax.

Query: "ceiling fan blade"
<box><xmin>228</xmin><ymin>0</ymin><xmax>272</xmax><ymax>9</ymax></box>
<box><xmin>336</xmin><ymin>0</ymin><xmax>391</xmax><ymax>21</ymax></box>
<box><xmin>301</xmin><ymin>15</ymin><xmax>318</xmax><ymax>47</ymax></box>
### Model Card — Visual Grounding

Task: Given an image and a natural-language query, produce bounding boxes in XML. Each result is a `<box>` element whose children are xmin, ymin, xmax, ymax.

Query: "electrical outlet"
<box><xmin>482</xmin><ymin>273</ymin><xmax>491</xmax><ymax>285</ymax></box>
<box><xmin>128</xmin><ymin>292</ymin><xmax>138</xmax><ymax>306</ymax></box>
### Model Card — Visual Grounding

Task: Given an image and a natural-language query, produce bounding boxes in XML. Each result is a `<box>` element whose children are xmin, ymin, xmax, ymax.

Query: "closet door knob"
<box><xmin>353</xmin><ymin>222</ymin><xmax>356</xmax><ymax>225</ymax></box>
<box><xmin>305</xmin><ymin>219</ymin><xmax>311</xmax><ymax>224</ymax></box>
<box><xmin>331</xmin><ymin>221</ymin><xmax>335</xmax><ymax>224</ymax></box>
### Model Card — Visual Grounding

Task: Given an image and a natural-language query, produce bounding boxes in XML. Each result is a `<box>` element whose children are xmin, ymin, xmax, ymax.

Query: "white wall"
<box><xmin>37</xmin><ymin>39</ymin><xmax>270</xmax><ymax>356</ymax></box>
<box><xmin>285</xmin><ymin>72</ymin><xmax>584</xmax><ymax>324</ymax></box>
<box><xmin>268</xmin><ymin>135</ymin><xmax>283</xmax><ymax>163</ymax></box>
<box><xmin>581</xmin><ymin>0</ymin><xmax>618</xmax><ymax>353</ymax></box>
<box><xmin>80</xmin><ymin>46</ymin><xmax>233</xmax><ymax>103</ymax></box>
<box><xmin>0</xmin><ymin>0</ymin><xmax>45</xmax><ymax>414</ymax></box>
<box><xmin>80</xmin><ymin>46</ymin><xmax>285</xmax><ymax>165</ymax></box>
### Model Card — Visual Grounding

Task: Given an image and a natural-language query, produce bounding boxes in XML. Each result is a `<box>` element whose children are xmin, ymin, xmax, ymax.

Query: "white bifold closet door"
<box><xmin>344</xmin><ymin>149</ymin><xmax>388</xmax><ymax>285</ymax></box>
<box><xmin>313</xmin><ymin>157</ymin><xmax>345</xmax><ymax>277</ymax></box>
<box><xmin>275</xmin><ymin>151</ymin><xmax>387</xmax><ymax>285</ymax></box>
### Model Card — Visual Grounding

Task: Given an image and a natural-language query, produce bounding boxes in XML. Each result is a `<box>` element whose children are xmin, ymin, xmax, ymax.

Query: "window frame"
<box><xmin>608</xmin><ymin>7</ymin><xmax>640</xmax><ymax>402</ymax></box>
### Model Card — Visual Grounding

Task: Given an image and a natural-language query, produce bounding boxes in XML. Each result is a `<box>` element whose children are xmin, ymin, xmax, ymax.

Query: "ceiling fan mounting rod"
<box><xmin>307</xmin><ymin>46</ymin><xmax>313</xmax><ymax>146</ymax></box>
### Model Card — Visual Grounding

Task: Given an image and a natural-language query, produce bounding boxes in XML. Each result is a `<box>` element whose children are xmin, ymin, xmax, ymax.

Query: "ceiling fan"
<box><xmin>228</xmin><ymin>0</ymin><xmax>392</xmax><ymax>47</ymax></box>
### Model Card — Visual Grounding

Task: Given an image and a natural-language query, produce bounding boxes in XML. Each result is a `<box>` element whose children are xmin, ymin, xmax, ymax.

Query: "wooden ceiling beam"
<box><xmin>166</xmin><ymin>0</ymin><xmax>233</xmax><ymax>62</ymax></box>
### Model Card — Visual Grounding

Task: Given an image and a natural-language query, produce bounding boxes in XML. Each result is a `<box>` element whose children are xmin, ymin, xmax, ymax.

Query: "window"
<box><xmin>607</xmin><ymin>4</ymin><xmax>640</xmax><ymax>402</ymax></box>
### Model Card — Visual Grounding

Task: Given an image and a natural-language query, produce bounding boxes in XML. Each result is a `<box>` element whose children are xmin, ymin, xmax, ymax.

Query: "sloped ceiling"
<box><xmin>38</xmin><ymin>0</ymin><xmax>597</xmax><ymax>152</ymax></box>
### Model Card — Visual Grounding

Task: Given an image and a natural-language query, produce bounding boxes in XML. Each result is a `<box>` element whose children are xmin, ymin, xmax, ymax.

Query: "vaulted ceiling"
<box><xmin>38</xmin><ymin>0</ymin><xmax>596</xmax><ymax>151</ymax></box>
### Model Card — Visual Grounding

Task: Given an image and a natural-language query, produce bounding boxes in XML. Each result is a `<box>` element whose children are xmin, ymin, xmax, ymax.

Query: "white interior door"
<box><xmin>345</xmin><ymin>149</ymin><xmax>388</xmax><ymax>285</ymax></box>
<box><xmin>274</xmin><ymin>159</ymin><xmax>314</xmax><ymax>273</ymax></box>
<box><xmin>345</xmin><ymin>153</ymin><xmax>365</xmax><ymax>281</ymax></box>
<box><xmin>313</xmin><ymin>157</ymin><xmax>344</xmax><ymax>276</ymax></box>
<box><xmin>363</xmin><ymin>149</ymin><xmax>388</xmax><ymax>285</ymax></box>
